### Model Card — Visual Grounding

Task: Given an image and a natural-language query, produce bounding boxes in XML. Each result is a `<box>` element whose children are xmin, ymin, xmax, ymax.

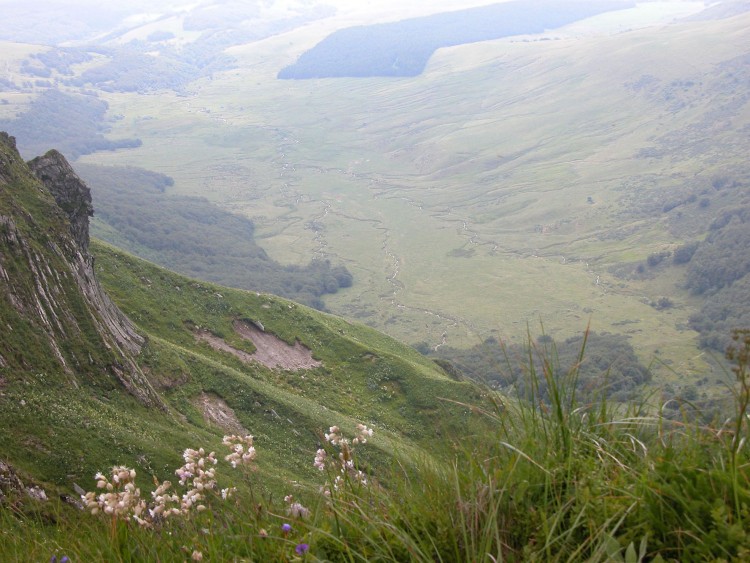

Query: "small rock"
<box><xmin>26</xmin><ymin>486</ymin><xmax>47</xmax><ymax>501</ymax></box>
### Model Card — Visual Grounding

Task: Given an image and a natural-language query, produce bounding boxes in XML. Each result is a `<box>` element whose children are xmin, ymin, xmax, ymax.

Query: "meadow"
<box><xmin>4</xmin><ymin>328</ymin><xmax>749</xmax><ymax>561</ymax></box>
<box><xmin>59</xmin><ymin>9</ymin><xmax>746</xmax><ymax>397</ymax></box>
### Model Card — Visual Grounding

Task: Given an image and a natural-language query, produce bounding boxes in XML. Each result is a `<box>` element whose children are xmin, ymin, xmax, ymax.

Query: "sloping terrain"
<box><xmin>1</xmin><ymin>1</ymin><xmax>748</xmax><ymax>397</ymax></box>
<box><xmin>0</xmin><ymin>135</ymin><xmax>490</xmax><ymax>495</ymax></box>
<box><xmin>74</xmin><ymin>5</ymin><xmax>745</xmax><ymax>390</ymax></box>
<box><xmin>278</xmin><ymin>0</ymin><xmax>633</xmax><ymax>78</ymax></box>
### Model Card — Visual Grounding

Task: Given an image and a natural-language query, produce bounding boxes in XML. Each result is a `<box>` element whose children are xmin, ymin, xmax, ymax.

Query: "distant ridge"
<box><xmin>278</xmin><ymin>0</ymin><xmax>633</xmax><ymax>79</ymax></box>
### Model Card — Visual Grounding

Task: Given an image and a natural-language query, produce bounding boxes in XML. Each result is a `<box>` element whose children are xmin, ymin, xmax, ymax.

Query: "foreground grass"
<box><xmin>3</xmin><ymin>331</ymin><xmax>749</xmax><ymax>562</ymax></box>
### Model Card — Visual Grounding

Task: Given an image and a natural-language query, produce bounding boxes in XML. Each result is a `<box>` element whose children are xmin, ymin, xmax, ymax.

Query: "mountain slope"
<box><xmin>0</xmin><ymin>133</ymin><xmax>489</xmax><ymax>492</ymax></box>
<box><xmin>0</xmin><ymin>133</ymin><xmax>159</xmax><ymax>407</ymax></box>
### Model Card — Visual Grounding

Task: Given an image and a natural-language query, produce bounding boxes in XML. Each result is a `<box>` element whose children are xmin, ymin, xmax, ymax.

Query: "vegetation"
<box><xmin>691</xmin><ymin>276</ymin><xmax>750</xmax><ymax>352</ymax></box>
<box><xmin>76</xmin><ymin>163</ymin><xmax>353</xmax><ymax>310</ymax></box>
<box><xmin>0</xmin><ymin>232</ymin><xmax>487</xmax><ymax>482</ymax></box>
<box><xmin>0</xmin><ymin>131</ymin><xmax>487</xmax><ymax>498</ymax></box>
<box><xmin>68</xmin><ymin>48</ymin><xmax>213</xmax><ymax>94</ymax></box>
<box><xmin>2</xmin><ymin>2</ymin><xmax>750</xmax><ymax>559</ymax></box>
<box><xmin>671</xmin><ymin>206</ymin><xmax>750</xmax><ymax>351</ymax></box>
<box><xmin>278</xmin><ymin>0</ymin><xmax>632</xmax><ymax>78</ymax></box>
<box><xmin>3</xmin><ymin>2</ymin><xmax>747</xmax><ymax>379</ymax></box>
<box><xmin>686</xmin><ymin>207</ymin><xmax>750</xmax><ymax>295</ymax></box>
<box><xmin>3</xmin><ymin>329</ymin><xmax>749</xmax><ymax>561</ymax></box>
<box><xmin>672</xmin><ymin>241</ymin><xmax>699</xmax><ymax>265</ymax></box>
<box><xmin>0</xmin><ymin>89</ymin><xmax>140</xmax><ymax>159</ymax></box>
<box><xmin>423</xmin><ymin>331</ymin><xmax>652</xmax><ymax>403</ymax></box>
<box><xmin>9</xmin><ymin>4</ymin><xmax>335</xmax><ymax>94</ymax></box>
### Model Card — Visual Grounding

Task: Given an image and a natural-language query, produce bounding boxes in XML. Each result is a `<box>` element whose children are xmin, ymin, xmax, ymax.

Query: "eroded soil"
<box><xmin>195</xmin><ymin>320</ymin><xmax>321</xmax><ymax>371</ymax></box>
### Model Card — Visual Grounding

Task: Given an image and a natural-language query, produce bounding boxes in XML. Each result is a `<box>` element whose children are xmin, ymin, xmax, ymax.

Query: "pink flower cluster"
<box><xmin>82</xmin><ymin>434</ymin><xmax>258</xmax><ymax>528</ymax></box>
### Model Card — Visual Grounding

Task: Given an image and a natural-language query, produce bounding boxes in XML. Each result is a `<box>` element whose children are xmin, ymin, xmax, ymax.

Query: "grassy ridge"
<box><xmin>0</xmin><ymin>237</ymin><xmax>490</xmax><ymax>493</ymax></box>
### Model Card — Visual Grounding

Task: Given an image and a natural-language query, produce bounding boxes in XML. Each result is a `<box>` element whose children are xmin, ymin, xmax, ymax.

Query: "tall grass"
<box><xmin>2</xmin><ymin>331</ymin><xmax>749</xmax><ymax>561</ymax></box>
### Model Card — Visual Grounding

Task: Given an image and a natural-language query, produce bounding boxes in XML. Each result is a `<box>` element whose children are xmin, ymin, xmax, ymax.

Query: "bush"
<box><xmin>652</xmin><ymin>296</ymin><xmax>674</xmax><ymax>310</ymax></box>
<box><xmin>673</xmin><ymin>241</ymin><xmax>699</xmax><ymax>264</ymax></box>
<box><xmin>647</xmin><ymin>250</ymin><xmax>671</xmax><ymax>267</ymax></box>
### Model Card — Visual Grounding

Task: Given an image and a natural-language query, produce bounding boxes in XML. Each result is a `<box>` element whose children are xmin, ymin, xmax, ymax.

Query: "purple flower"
<box><xmin>281</xmin><ymin>523</ymin><xmax>292</xmax><ymax>533</ymax></box>
<box><xmin>295</xmin><ymin>543</ymin><xmax>309</xmax><ymax>555</ymax></box>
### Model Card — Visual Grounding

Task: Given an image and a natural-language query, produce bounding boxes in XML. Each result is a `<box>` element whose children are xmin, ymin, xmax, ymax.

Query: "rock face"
<box><xmin>28</xmin><ymin>150</ymin><xmax>93</xmax><ymax>253</ymax></box>
<box><xmin>0</xmin><ymin>131</ymin><xmax>163</xmax><ymax>408</ymax></box>
<box><xmin>27</xmin><ymin>148</ymin><xmax>146</xmax><ymax>359</ymax></box>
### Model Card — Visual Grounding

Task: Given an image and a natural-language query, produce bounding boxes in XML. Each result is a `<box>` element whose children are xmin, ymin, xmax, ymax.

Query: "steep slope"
<box><xmin>0</xmin><ymin>134</ymin><xmax>489</xmax><ymax>492</ymax></box>
<box><xmin>0</xmin><ymin>133</ymin><xmax>159</xmax><ymax>407</ymax></box>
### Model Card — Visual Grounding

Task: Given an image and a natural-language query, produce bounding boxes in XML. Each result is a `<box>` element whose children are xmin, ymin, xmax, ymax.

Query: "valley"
<box><xmin>2</xmin><ymin>2</ymin><xmax>750</xmax><ymax>559</ymax></box>
<box><xmin>53</xmin><ymin>3</ymin><xmax>744</xmax><ymax>391</ymax></box>
<box><xmin>1</xmin><ymin>1</ymin><xmax>748</xmax><ymax>392</ymax></box>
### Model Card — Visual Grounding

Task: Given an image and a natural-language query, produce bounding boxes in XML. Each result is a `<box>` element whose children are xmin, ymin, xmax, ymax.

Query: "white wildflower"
<box><xmin>355</xmin><ymin>423</ymin><xmax>374</xmax><ymax>444</ymax></box>
<box><xmin>223</xmin><ymin>435</ymin><xmax>256</xmax><ymax>468</ymax></box>
<box><xmin>81</xmin><ymin>466</ymin><xmax>145</xmax><ymax>521</ymax></box>
<box><xmin>313</xmin><ymin>448</ymin><xmax>327</xmax><ymax>471</ymax></box>
<box><xmin>287</xmin><ymin>502</ymin><xmax>310</xmax><ymax>519</ymax></box>
<box><xmin>325</xmin><ymin>426</ymin><xmax>343</xmax><ymax>445</ymax></box>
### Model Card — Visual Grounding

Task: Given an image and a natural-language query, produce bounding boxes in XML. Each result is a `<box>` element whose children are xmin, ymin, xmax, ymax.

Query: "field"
<box><xmin>2</xmin><ymin>2</ymin><xmax>748</xmax><ymax>392</ymax></box>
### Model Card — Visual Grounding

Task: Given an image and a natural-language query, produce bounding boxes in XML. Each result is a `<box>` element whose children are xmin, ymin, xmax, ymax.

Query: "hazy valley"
<box><xmin>2</xmin><ymin>1</ymin><xmax>750</xmax><ymax>559</ymax></box>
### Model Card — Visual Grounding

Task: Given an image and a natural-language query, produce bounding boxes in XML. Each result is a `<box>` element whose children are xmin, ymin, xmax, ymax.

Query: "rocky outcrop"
<box><xmin>28</xmin><ymin>150</ymin><xmax>146</xmax><ymax>359</ymax></box>
<box><xmin>0</xmin><ymin>132</ymin><xmax>163</xmax><ymax>409</ymax></box>
<box><xmin>28</xmin><ymin>150</ymin><xmax>93</xmax><ymax>253</ymax></box>
<box><xmin>0</xmin><ymin>459</ymin><xmax>47</xmax><ymax>504</ymax></box>
<box><xmin>0</xmin><ymin>132</ymin><xmax>15</xmax><ymax>183</ymax></box>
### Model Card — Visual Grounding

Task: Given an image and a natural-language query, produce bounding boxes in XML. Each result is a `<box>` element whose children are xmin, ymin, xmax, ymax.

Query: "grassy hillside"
<box><xmin>4</xmin><ymin>322</ymin><xmax>750</xmax><ymax>561</ymax></box>
<box><xmin>1</xmin><ymin>130</ymin><xmax>749</xmax><ymax>562</ymax></box>
<box><xmin>2</xmin><ymin>236</ymin><xmax>490</xmax><ymax>491</ymax></box>
<box><xmin>0</xmin><ymin>132</ymin><xmax>490</xmax><ymax>498</ymax></box>
<box><xmin>278</xmin><ymin>0</ymin><xmax>632</xmax><ymax>78</ymax></box>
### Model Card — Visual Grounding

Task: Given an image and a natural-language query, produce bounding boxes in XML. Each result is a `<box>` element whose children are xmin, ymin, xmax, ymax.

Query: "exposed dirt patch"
<box><xmin>145</xmin><ymin>366</ymin><xmax>190</xmax><ymax>391</ymax></box>
<box><xmin>195</xmin><ymin>320</ymin><xmax>321</xmax><ymax>371</ymax></box>
<box><xmin>195</xmin><ymin>392</ymin><xmax>247</xmax><ymax>434</ymax></box>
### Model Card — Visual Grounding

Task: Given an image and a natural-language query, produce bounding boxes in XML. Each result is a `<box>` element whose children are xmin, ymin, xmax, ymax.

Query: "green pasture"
<box><xmin>69</xmin><ymin>11</ymin><xmax>750</xmax><ymax>389</ymax></box>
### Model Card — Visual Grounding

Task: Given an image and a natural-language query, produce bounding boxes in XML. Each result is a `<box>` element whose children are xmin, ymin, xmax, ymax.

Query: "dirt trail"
<box><xmin>195</xmin><ymin>320</ymin><xmax>321</xmax><ymax>371</ymax></box>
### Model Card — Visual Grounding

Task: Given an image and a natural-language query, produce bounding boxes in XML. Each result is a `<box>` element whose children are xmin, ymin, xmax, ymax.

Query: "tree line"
<box><xmin>0</xmin><ymin>89</ymin><xmax>141</xmax><ymax>159</ymax></box>
<box><xmin>76</xmin><ymin>164</ymin><xmax>352</xmax><ymax>310</ymax></box>
<box><xmin>420</xmin><ymin>331</ymin><xmax>651</xmax><ymax>404</ymax></box>
<box><xmin>279</xmin><ymin>0</ymin><xmax>632</xmax><ymax>79</ymax></box>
